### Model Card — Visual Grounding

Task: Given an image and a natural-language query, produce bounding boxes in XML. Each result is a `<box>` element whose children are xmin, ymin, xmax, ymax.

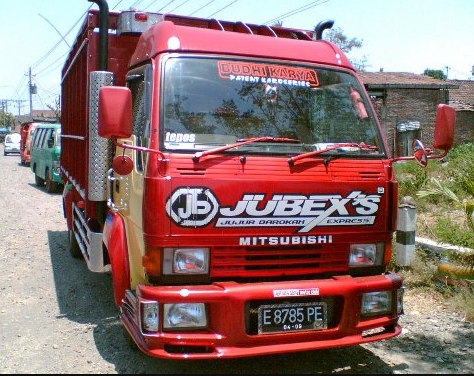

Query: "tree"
<box><xmin>0</xmin><ymin>111</ymin><xmax>16</xmax><ymax>130</ymax></box>
<box><xmin>323</xmin><ymin>27</ymin><xmax>363</xmax><ymax>53</ymax></box>
<box><xmin>272</xmin><ymin>21</ymin><xmax>368</xmax><ymax>70</ymax></box>
<box><xmin>322</xmin><ymin>27</ymin><xmax>368</xmax><ymax>71</ymax></box>
<box><xmin>47</xmin><ymin>96</ymin><xmax>61</xmax><ymax>121</ymax></box>
<box><xmin>423</xmin><ymin>69</ymin><xmax>446</xmax><ymax>80</ymax></box>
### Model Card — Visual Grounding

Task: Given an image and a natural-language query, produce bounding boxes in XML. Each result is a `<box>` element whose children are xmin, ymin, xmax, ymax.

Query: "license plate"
<box><xmin>258</xmin><ymin>302</ymin><xmax>327</xmax><ymax>334</ymax></box>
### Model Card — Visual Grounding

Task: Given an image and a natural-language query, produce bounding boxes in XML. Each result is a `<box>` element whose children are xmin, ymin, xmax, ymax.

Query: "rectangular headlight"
<box><xmin>349</xmin><ymin>243</ymin><xmax>384</xmax><ymax>267</ymax></box>
<box><xmin>140</xmin><ymin>300</ymin><xmax>159</xmax><ymax>332</ymax></box>
<box><xmin>163</xmin><ymin>248</ymin><xmax>210</xmax><ymax>275</ymax></box>
<box><xmin>361</xmin><ymin>291</ymin><xmax>393</xmax><ymax>316</ymax></box>
<box><xmin>163</xmin><ymin>303</ymin><xmax>208</xmax><ymax>330</ymax></box>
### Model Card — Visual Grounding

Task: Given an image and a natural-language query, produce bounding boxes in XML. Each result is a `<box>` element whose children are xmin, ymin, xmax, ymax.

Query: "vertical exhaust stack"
<box><xmin>89</xmin><ymin>0</ymin><xmax>109</xmax><ymax>70</ymax></box>
<box><xmin>87</xmin><ymin>0</ymin><xmax>114</xmax><ymax>203</ymax></box>
<box><xmin>314</xmin><ymin>20</ymin><xmax>334</xmax><ymax>40</ymax></box>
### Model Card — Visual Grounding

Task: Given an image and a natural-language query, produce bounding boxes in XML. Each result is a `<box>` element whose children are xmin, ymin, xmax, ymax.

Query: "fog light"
<box><xmin>163</xmin><ymin>303</ymin><xmax>208</xmax><ymax>330</ymax></box>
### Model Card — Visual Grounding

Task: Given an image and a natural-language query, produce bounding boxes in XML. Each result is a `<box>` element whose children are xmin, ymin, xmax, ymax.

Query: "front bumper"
<box><xmin>121</xmin><ymin>272</ymin><xmax>403</xmax><ymax>359</ymax></box>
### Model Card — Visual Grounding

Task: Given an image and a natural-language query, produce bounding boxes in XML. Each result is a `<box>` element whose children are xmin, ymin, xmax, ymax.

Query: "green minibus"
<box><xmin>30</xmin><ymin>123</ymin><xmax>63</xmax><ymax>193</ymax></box>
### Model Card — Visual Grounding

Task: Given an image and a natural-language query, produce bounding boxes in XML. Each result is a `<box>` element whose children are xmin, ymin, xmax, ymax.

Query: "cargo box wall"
<box><xmin>60</xmin><ymin>9</ymin><xmax>141</xmax><ymax>216</ymax></box>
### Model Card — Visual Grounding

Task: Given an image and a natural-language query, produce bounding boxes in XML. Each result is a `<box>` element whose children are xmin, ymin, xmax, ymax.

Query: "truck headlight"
<box><xmin>163</xmin><ymin>303</ymin><xmax>208</xmax><ymax>330</ymax></box>
<box><xmin>349</xmin><ymin>243</ymin><xmax>384</xmax><ymax>267</ymax></box>
<box><xmin>140</xmin><ymin>300</ymin><xmax>159</xmax><ymax>332</ymax></box>
<box><xmin>163</xmin><ymin>248</ymin><xmax>209</xmax><ymax>275</ymax></box>
<box><xmin>397</xmin><ymin>287</ymin><xmax>405</xmax><ymax>314</ymax></box>
<box><xmin>361</xmin><ymin>291</ymin><xmax>392</xmax><ymax>316</ymax></box>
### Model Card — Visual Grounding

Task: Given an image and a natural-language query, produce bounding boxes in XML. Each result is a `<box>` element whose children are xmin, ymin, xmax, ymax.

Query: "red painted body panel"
<box><xmin>103</xmin><ymin>212</ymin><xmax>131</xmax><ymax>306</ymax></box>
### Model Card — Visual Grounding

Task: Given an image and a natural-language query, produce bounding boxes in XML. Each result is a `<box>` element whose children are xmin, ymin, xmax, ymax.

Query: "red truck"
<box><xmin>20</xmin><ymin>121</ymin><xmax>38</xmax><ymax>166</ymax></box>
<box><xmin>20</xmin><ymin>119</ymin><xmax>59</xmax><ymax>166</ymax></box>
<box><xmin>60</xmin><ymin>0</ymin><xmax>455</xmax><ymax>360</ymax></box>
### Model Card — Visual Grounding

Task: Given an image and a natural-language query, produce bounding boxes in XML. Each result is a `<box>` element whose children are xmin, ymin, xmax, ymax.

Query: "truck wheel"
<box><xmin>35</xmin><ymin>173</ymin><xmax>45</xmax><ymax>187</ymax></box>
<box><xmin>69</xmin><ymin>230</ymin><xmax>82</xmax><ymax>258</ymax></box>
<box><xmin>45</xmin><ymin>170</ymin><xmax>57</xmax><ymax>193</ymax></box>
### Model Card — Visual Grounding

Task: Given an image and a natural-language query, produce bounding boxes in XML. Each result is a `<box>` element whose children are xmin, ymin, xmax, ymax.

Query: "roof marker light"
<box><xmin>135</xmin><ymin>13</ymin><xmax>148</xmax><ymax>22</ymax></box>
<box><xmin>168</xmin><ymin>36</ymin><xmax>180</xmax><ymax>50</ymax></box>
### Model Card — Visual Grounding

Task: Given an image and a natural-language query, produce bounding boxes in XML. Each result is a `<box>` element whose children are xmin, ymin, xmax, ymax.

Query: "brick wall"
<box><xmin>370</xmin><ymin>88</ymin><xmax>449</xmax><ymax>156</ymax></box>
<box><xmin>453</xmin><ymin>110</ymin><xmax>474</xmax><ymax>146</ymax></box>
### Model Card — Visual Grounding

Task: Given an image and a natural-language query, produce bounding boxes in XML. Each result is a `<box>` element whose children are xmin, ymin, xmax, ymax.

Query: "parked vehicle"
<box><xmin>59</xmin><ymin>0</ymin><xmax>455</xmax><ymax>360</ymax></box>
<box><xmin>30</xmin><ymin>123</ymin><xmax>63</xmax><ymax>193</ymax></box>
<box><xmin>4</xmin><ymin>132</ymin><xmax>21</xmax><ymax>156</ymax></box>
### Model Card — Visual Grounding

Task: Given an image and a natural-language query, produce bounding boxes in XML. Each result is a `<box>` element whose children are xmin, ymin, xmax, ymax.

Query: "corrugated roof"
<box><xmin>357</xmin><ymin>71</ymin><xmax>459</xmax><ymax>89</ymax></box>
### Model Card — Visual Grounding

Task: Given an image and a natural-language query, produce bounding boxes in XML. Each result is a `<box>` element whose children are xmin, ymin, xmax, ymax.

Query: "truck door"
<box><xmin>112</xmin><ymin>65</ymin><xmax>152</xmax><ymax>287</ymax></box>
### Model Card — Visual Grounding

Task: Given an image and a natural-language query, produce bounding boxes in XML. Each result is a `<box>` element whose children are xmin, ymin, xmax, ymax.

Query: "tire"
<box><xmin>45</xmin><ymin>169</ymin><xmax>58</xmax><ymax>193</ymax></box>
<box><xmin>35</xmin><ymin>173</ymin><xmax>45</xmax><ymax>187</ymax></box>
<box><xmin>69</xmin><ymin>230</ymin><xmax>82</xmax><ymax>258</ymax></box>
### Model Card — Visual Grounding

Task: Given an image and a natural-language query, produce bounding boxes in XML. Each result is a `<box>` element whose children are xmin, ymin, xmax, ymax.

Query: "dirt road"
<box><xmin>1</xmin><ymin>146</ymin><xmax>473</xmax><ymax>374</ymax></box>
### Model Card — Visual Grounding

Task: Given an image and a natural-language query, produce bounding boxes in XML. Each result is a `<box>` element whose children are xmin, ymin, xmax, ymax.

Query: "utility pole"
<box><xmin>29</xmin><ymin>67</ymin><xmax>37</xmax><ymax>119</ymax></box>
<box><xmin>445</xmin><ymin>66</ymin><xmax>450</xmax><ymax>80</ymax></box>
<box><xmin>10</xmin><ymin>99</ymin><xmax>26</xmax><ymax>116</ymax></box>
<box><xmin>1</xmin><ymin>100</ymin><xmax>5</xmax><ymax>129</ymax></box>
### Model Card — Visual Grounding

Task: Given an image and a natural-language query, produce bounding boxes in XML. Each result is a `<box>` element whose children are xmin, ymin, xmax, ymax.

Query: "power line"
<box><xmin>207</xmin><ymin>0</ymin><xmax>239</xmax><ymax>17</ymax></box>
<box><xmin>264</xmin><ymin>0</ymin><xmax>330</xmax><ymax>26</ymax></box>
<box><xmin>168</xmin><ymin>0</ymin><xmax>193</xmax><ymax>14</ymax></box>
<box><xmin>38</xmin><ymin>13</ymin><xmax>70</xmax><ymax>48</ymax></box>
<box><xmin>15</xmin><ymin>0</ymin><xmax>334</xmax><ymax>115</ymax></box>
<box><xmin>188</xmin><ymin>0</ymin><xmax>216</xmax><ymax>16</ymax></box>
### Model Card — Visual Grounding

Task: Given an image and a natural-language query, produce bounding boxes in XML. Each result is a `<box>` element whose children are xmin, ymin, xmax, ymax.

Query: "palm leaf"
<box><xmin>417</xmin><ymin>177</ymin><xmax>460</xmax><ymax>203</ymax></box>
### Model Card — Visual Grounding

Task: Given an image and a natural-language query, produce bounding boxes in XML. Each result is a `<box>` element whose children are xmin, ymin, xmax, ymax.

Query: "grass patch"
<box><xmin>394</xmin><ymin>142</ymin><xmax>474</xmax><ymax>322</ymax></box>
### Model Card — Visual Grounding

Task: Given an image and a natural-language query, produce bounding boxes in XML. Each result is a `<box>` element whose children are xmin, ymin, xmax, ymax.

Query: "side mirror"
<box><xmin>98</xmin><ymin>86</ymin><xmax>133</xmax><ymax>139</ymax></box>
<box><xmin>433</xmin><ymin>104</ymin><xmax>455</xmax><ymax>152</ymax></box>
<box><xmin>392</xmin><ymin>104</ymin><xmax>455</xmax><ymax>166</ymax></box>
<box><xmin>412</xmin><ymin>139</ymin><xmax>428</xmax><ymax>167</ymax></box>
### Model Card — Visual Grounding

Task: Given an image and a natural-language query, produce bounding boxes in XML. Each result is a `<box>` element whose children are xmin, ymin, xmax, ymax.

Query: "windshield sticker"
<box><xmin>217</xmin><ymin>61</ymin><xmax>319</xmax><ymax>88</ymax></box>
<box><xmin>264</xmin><ymin>84</ymin><xmax>277</xmax><ymax>103</ymax></box>
<box><xmin>166</xmin><ymin>188</ymin><xmax>381</xmax><ymax>233</ymax></box>
<box><xmin>165</xmin><ymin>132</ymin><xmax>196</xmax><ymax>143</ymax></box>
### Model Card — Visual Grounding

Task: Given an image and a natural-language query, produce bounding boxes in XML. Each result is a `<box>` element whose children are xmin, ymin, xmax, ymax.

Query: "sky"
<box><xmin>1</xmin><ymin>0</ymin><xmax>472</xmax><ymax>115</ymax></box>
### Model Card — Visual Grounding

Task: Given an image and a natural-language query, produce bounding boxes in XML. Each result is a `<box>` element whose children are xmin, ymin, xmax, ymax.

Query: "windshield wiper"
<box><xmin>287</xmin><ymin>142</ymin><xmax>378</xmax><ymax>166</ymax></box>
<box><xmin>192</xmin><ymin>137</ymin><xmax>300</xmax><ymax>162</ymax></box>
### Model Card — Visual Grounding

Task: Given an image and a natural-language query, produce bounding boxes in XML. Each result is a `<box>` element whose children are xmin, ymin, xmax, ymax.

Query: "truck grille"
<box><xmin>211</xmin><ymin>244</ymin><xmax>348</xmax><ymax>279</ymax></box>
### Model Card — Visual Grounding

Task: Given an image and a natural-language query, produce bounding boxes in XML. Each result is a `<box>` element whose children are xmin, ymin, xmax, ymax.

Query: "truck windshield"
<box><xmin>161</xmin><ymin>56</ymin><xmax>385</xmax><ymax>156</ymax></box>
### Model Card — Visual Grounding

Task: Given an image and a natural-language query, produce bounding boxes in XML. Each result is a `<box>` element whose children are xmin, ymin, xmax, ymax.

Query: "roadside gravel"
<box><xmin>1</xmin><ymin>147</ymin><xmax>473</xmax><ymax>374</ymax></box>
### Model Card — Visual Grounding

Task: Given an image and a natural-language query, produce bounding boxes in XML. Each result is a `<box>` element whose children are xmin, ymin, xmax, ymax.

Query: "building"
<box><xmin>13</xmin><ymin>109</ymin><xmax>59</xmax><ymax>132</ymax></box>
<box><xmin>358</xmin><ymin>71</ymin><xmax>459</xmax><ymax>157</ymax></box>
<box><xmin>448</xmin><ymin>80</ymin><xmax>474</xmax><ymax>145</ymax></box>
